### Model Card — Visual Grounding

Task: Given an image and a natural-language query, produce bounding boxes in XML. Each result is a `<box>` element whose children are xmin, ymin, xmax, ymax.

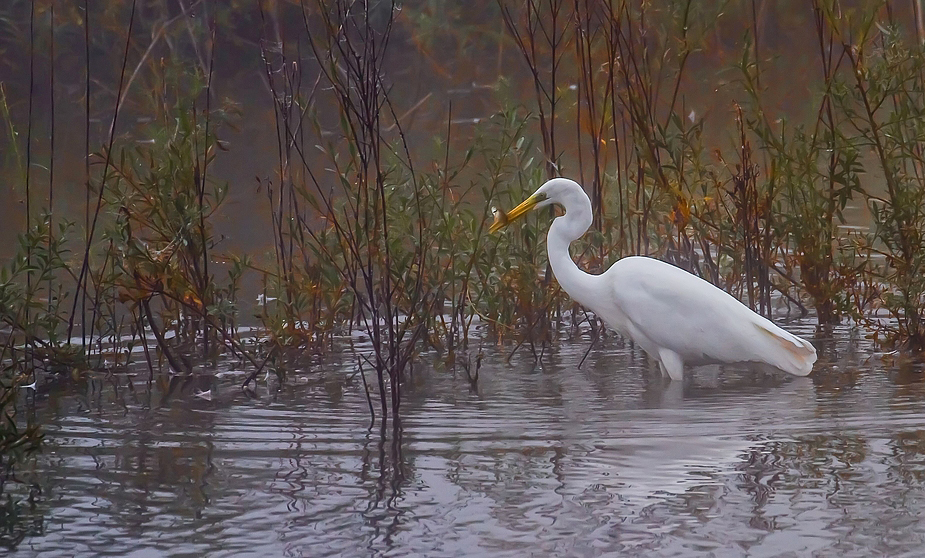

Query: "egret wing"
<box><xmin>605</xmin><ymin>257</ymin><xmax>765</xmax><ymax>364</ymax></box>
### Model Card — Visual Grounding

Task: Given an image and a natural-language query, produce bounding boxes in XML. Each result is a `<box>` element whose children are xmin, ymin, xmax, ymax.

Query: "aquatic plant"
<box><xmin>828</xmin><ymin>10</ymin><xmax>925</xmax><ymax>350</ymax></box>
<box><xmin>0</xmin><ymin>225</ymin><xmax>54</xmax><ymax>503</ymax></box>
<box><xmin>255</xmin><ymin>0</ymin><xmax>440</xmax><ymax>432</ymax></box>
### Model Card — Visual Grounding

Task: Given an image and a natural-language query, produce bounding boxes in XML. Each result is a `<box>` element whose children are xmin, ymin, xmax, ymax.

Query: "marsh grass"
<box><xmin>0</xmin><ymin>219</ymin><xmax>66</xmax><ymax>511</ymax></box>
<box><xmin>255</xmin><ymin>0</ymin><xmax>440</xmax><ymax>431</ymax></box>
<box><xmin>831</xmin><ymin>12</ymin><xmax>925</xmax><ymax>349</ymax></box>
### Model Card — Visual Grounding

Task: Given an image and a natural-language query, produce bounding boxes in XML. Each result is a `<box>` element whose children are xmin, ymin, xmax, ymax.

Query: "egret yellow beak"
<box><xmin>489</xmin><ymin>193</ymin><xmax>544</xmax><ymax>233</ymax></box>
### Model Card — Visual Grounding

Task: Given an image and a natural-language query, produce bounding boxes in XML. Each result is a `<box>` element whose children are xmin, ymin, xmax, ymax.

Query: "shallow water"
<box><xmin>7</xmin><ymin>321</ymin><xmax>925</xmax><ymax>557</ymax></box>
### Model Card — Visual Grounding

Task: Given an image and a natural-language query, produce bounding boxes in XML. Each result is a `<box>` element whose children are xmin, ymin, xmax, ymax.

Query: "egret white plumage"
<box><xmin>490</xmin><ymin>178</ymin><xmax>817</xmax><ymax>380</ymax></box>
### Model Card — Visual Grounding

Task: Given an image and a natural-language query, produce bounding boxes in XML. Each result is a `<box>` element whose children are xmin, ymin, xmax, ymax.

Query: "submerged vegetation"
<box><xmin>2</xmin><ymin>0</ymin><xmax>925</xmax><ymax>505</ymax></box>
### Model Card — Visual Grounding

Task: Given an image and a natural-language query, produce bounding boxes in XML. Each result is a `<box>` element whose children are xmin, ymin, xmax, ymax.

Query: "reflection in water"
<box><xmin>8</xmin><ymin>321</ymin><xmax>925</xmax><ymax>556</ymax></box>
<box><xmin>0</xmin><ymin>485</ymin><xmax>42</xmax><ymax>550</ymax></box>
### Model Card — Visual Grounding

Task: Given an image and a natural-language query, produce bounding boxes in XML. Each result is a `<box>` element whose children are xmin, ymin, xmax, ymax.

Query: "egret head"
<box><xmin>489</xmin><ymin>178</ymin><xmax>585</xmax><ymax>233</ymax></box>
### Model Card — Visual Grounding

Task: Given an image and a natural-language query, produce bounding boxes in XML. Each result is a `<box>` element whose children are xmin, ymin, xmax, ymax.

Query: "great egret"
<box><xmin>490</xmin><ymin>178</ymin><xmax>817</xmax><ymax>380</ymax></box>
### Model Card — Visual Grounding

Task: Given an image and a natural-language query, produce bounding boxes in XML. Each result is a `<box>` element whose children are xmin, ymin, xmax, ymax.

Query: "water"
<box><xmin>7</xmin><ymin>321</ymin><xmax>925</xmax><ymax>557</ymax></box>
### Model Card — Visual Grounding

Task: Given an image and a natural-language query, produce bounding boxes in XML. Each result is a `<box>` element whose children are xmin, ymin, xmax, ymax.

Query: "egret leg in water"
<box><xmin>490</xmin><ymin>178</ymin><xmax>817</xmax><ymax>380</ymax></box>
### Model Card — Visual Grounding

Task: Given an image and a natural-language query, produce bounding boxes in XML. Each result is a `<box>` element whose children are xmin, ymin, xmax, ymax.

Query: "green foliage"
<box><xmin>104</xmin><ymin>100</ymin><xmax>232</xmax><ymax>329</ymax></box>
<box><xmin>0</xmin><ymin>219</ymin><xmax>72</xmax><ymax>349</ymax></box>
<box><xmin>833</xmin><ymin>24</ymin><xmax>925</xmax><ymax>349</ymax></box>
<box><xmin>0</xmin><ymin>219</ymin><xmax>62</xmax><ymax>502</ymax></box>
<box><xmin>738</xmin><ymin>81</ymin><xmax>865</xmax><ymax>323</ymax></box>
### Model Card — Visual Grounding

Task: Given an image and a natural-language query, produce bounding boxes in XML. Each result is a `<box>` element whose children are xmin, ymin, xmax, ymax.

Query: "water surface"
<box><xmin>8</xmin><ymin>321</ymin><xmax>925</xmax><ymax>557</ymax></box>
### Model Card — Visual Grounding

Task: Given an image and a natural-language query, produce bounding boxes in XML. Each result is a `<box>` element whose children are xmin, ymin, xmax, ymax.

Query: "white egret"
<box><xmin>490</xmin><ymin>178</ymin><xmax>817</xmax><ymax>380</ymax></box>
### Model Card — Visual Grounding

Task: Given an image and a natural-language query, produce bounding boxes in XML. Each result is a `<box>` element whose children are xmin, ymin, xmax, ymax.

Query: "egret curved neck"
<box><xmin>546</xmin><ymin>216</ymin><xmax>600</xmax><ymax>310</ymax></box>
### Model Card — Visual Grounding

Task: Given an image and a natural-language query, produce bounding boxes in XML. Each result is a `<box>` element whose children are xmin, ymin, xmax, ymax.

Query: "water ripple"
<box><xmin>10</xmin><ymin>323</ymin><xmax>925</xmax><ymax>556</ymax></box>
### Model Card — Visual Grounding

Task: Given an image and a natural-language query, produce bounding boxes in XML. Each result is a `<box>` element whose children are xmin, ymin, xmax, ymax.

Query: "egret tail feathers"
<box><xmin>754</xmin><ymin>322</ymin><xmax>817</xmax><ymax>376</ymax></box>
